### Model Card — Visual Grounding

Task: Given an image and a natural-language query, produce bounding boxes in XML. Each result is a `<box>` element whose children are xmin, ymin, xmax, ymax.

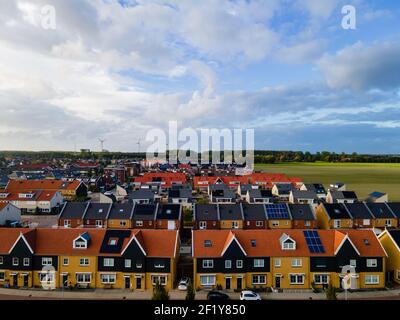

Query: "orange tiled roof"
<box><xmin>6</xmin><ymin>179</ymin><xmax>82</xmax><ymax>192</ymax></box>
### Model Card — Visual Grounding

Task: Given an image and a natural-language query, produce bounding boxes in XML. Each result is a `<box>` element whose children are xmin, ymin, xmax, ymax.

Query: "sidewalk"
<box><xmin>0</xmin><ymin>287</ymin><xmax>399</xmax><ymax>300</ymax></box>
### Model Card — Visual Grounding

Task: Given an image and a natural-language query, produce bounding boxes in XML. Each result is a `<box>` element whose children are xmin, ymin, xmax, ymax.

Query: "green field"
<box><xmin>255</xmin><ymin>162</ymin><xmax>400</xmax><ymax>201</ymax></box>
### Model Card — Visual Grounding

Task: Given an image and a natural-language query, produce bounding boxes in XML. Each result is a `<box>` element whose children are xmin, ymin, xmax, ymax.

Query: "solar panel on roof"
<box><xmin>265</xmin><ymin>203</ymin><xmax>290</xmax><ymax>219</ymax></box>
<box><xmin>303</xmin><ymin>230</ymin><xmax>325</xmax><ymax>253</ymax></box>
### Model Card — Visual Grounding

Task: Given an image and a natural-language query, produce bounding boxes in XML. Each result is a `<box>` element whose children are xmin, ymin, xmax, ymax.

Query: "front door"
<box><xmin>124</xmin><ymin>277</ymin><xmax>131</xmax><ymax>289</ymax></box>
<box><xmin>275</xmin><ymin>276</ymin><xmax>281</xmax><ymax>288</ymax></box>
<box><xmin>225</xmin><ymin>277</ymin><xmax>231</xmax><ymax>290</ymax></box>
<box><xmin>237</xmin><ymin>277</ymin><xmax>242</xmax><ymax>290</ymax></box>
<box><xmin>62</xmin><ymin>274</ymin><xmax>68</xmax><ymax>288</ymax></box>
<box><xmin>23</xmin><ymin>274</ymin><xmax>29</xmax><ymax>287</ymax></box>
<box><xmin>12</xmin><ymin>275</ymin><xmax>18</xmax><ymax>287</ymax></box>
<box><xmin>136</xmin><ymin>277</ymin><xmax>142</xmax><ymax>289</ymax></box>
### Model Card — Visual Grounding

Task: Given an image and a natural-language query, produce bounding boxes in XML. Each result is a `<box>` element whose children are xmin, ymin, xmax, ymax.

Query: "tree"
<box><xmin>185</xmin><ymin>281</ymin><xmax>195</xmax><ymax>300</ymax></box>
<box><xmin>326</xmin><ymin>281</ymin><xmax>337</xmax><ymax>300</ymax></box>
<box><xmin>152</xmin><ymin>281</ymin><xmax>169</xmax><ymax>300</ymax></box>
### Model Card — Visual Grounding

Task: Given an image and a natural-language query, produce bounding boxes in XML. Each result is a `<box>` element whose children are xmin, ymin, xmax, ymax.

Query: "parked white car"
<box><xmin>178</xmin><ymin>278</ymin><xmax>190</xmax><ymax>291</ymax></box>
<box><xmin>240</xmin><ymin>290</ymin><xmax>262</xmax><ymax>300</ymax></box>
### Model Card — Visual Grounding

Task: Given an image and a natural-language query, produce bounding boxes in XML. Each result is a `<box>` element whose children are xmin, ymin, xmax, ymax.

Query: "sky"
<box><xmin>0</xmin><ymin>0</ymin><xmax>400</xmax><ymax>153</ymax></box>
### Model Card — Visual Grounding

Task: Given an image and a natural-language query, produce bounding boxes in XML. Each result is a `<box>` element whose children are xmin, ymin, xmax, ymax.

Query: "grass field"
<box><xmin>255</xmin><ymin>162</ymin><xmax>400</xmax><ymax>201</ymax></box>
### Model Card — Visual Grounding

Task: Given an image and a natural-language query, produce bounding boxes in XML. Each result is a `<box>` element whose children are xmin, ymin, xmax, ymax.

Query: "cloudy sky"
<box><xmin>0</xmin><ymin>0</ymin><xmax>399</xmax><ymax>153</ymax></box>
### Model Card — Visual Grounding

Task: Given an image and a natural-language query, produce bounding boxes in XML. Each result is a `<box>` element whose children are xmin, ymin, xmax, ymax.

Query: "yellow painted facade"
<box><xmin>58</xmin><ymin>255</ymin><xmax>98</xmax><ymax>288</ymax></box>
<box><xmin>379</xmin><ymin>232</ymin><xmax>400</xmax><ymax>283</ymax></box>
<box><xmin>373</xmin><ymin>218</ymin><xmax>397</xmax><ymax>229</ymax></box>
<box><xmin>220</xmin><ymin>220</ymin><xmax>244</xmax><ymax>229</ymax></box>
<box><xmin>315</xmin><ymin>205</ymin><xmax>353</xmax><ymax>229</ymax></box>
<box><xmin>267</xmin><ymin>220</ymin><xmax>292</xmax><ymax>229</ymax></box>
<box><xmin>107</xmin><ymin>219</ymin><xmax>133</xmax><ymax>229</ymax></box>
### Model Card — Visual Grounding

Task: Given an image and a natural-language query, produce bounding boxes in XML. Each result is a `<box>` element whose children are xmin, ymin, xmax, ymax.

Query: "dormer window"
<box><xmin>166</xmin><ymin>209</ymin><xmax>172</xmax><ymax>214</ymax></box>
<box><xmin>204</xmin><ymin>240</ymin><xmax>212</xmax><ymax>247</ymax></box>
<box><xmin>280</xmin><ymin>233</ymin><xmax>296</xmax><ymax>250</ymax></box>
<box><xmin>73</xmin><ymin>233</ymin><xmax>90</xmax><ymax>249</ymax></box>
<box><xmin>108</xmin><ymin>238</ymin><xmax>118</xmax><ymax>246</ymax></box>
<box><xmin>251</xmin><ymin>240</ymin><xmax>256</xmax><ymax>247</ymax></box>
<box><xmin>0</xmin><ymin>193</ymin><xmax>9</xmax><ymax>198</ymax></box>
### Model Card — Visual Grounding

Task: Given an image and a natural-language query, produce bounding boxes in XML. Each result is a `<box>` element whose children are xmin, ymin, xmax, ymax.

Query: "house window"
<box><xmin>366</xmin><ymin>259</ymin><xmax>377</xmax><ymax>267</ymax></box>
<box><xmin>63</xmin><ymin>258</ymin><xmax>69</xmax><ymax>266</ymax></box>
<box><xmin>0</xmin><ymin>272</ymin><xmax>5</xmax><ymax>281</ymax></box>
<box><xmin>125</xmin><ymin>259</ymin><xmax>132</xmax><ymax>268</ymax></box>
<box><xmin>136</xmin><ymin>262</ymin><xmax>143</xmax><ymax>268</ymax></box>
<box><xmin>200</xmin><ymin>275</ymin><xmax>215</xmax><ymax>286</ymax></box>
<box><xmin>304</xmin><ymin>221</ymin><xmax>311</xmax><ymax>227</ymax></box>
<box><xmin>225</xmin><ymin>260</ymin><xmax>232</xmax><ymax>269</ymax></box>
<box><xmin>76</xmin><ymin>273</ymin><xmax>91</xmax><ymax>283</ymax></box>
<box><xmin>39</xmin><ymin>272</ymin><xmax>55</xmax><ymax>283</ymax></box>
<box><xmin>202</xmin><ymin>259</ymin><xmax>214</xmax><ymax>268</ymax></box>
<box><xmin>136</xmin><ymin>220</ymin><xmax>143</xmax><ymax>227</ymax></box>
<box><xmin>120</xmin><ymin>221</ymin><xmax>127</xmax><ymax>227</ymax></box>
<box><xmin>199</xmin><ymin>221</ymin><xmax>207</xmax><ymax>229</ymax></box>
<box><xmin>292</xmin><ymin>259</ymin><xmax>302</xmax><ymax>267</ymax></box>
<box><xmin>0</xmin><ymin>256</ymin><xmax>3</xmax><ymax>265</ymax></box>
<box><xmin>42</xmin><ymin>257</ymin><xmax>52</xmax><ymax>266</ymax></box>
<box><xmin>155</xmin><ymin>262</ymin><xmax>165</xmax><ymax>269</ymax></box>
<box><xmin>236</xmin><ymin>260</ymin><xmax>243</xmax><ymax>268</ymax></box>
<box><xmin>385</xmin><ymin>219</ymin><xmax>392</xmax><ymax>227</ymax></box>
<box><xmin>256</xmin><ymin>221</ymin><xmax>263</xmax><ymax>227</ymax></box>
<box><xmin>95</xmin><ymin>220</ymin><xmax>103</xmax><ymax>228</ymax></box>
<box><xmin>151</xmin><ymin>275</ymin><xmax>167</xmax><ymax>285</ymax></box>
<box><xmin>23</xmin><ymin>258</ymin><xmax>30</xmax><ymax>266</ymax></box>
<box><xmin>12</xmin><ymin>257</ymin><xmax>19</xmax><ymax>266</ymax></box>
<box><xmin>100</xmin><ymin>274</ymin><xmax>116</xmax><ymax>284</ymax></box>
<box><xmin>363</xmin><ymin>219</ymin><xmax>370</xmax><ymax>225</ymax></box>
<box><xmin>289</xmin><ymin>274</ymin><xmax>304</xmax><ymax>285</ymax></box>
<box><xmin>103</xmin><ymin>258</ymin><xmax>114</xmax><ymax>267</ymax></box>
<box><xmin>64</xmin><ymin>220</ymin><xmax>71</xmax><ymax>228</ymax></box>
<box><xmin>73</xmin><ymin>239</ymin><xmax>87</xmax><ymax>249</ymax></box>
<box><xmin>274</xmin><ymin>259</ymin><xmax>281</xmax><ymax>267</ymax></box>
<box><xmin>350</xmin><ymin>260</ymin><xmax>357</xmax><ymax>267</ymax></box>
<box><xmin>108</xmin><ymin>238</ymin><xmax>118</xmax><ymax>246</ymax></box>
<box><xmin>272</xmin><ymin>221</ymin><xmax>279</xmax><ymax>227</ymax></box>
<box><xmin>204</xmin><ymin>240</ymin><xmax>212</xmax><ymax>247</ymax></box>
<box><xmin>232</xmin><ymin>221</ymin><xmax>239</xmax><ymax>229</ymax></box>
<box><xmin>79</xmin><ymin>258</ymin><xmax>90</xmax><ymax>266</ymax></box>
<box><xmin>252</xmin><ymin>275</ymin><xmax>266</xmax><ymax>285</ymax></box>
<box><xmin>282</xmin><ymin>240</ymin><xmax>296</xmax><ymax>250</ymax></box>
<box><xmin>254</xmin><ymin>259</ymin><xmax>264</xmax><ymax>268</ymax></box>
<box><xmin>314</xmin><ymin>274</ymin><xmax>329</xmax><ymax>284</ymax></box>
<box><xmin>365</xmin><ymin>275</ymin><xmax>379</xmax><ymax>285</ymax></box>
<box><xmin>333</xmin><ymin>220</ymin><xmax>341</xmax><ymax>228</ymax></box>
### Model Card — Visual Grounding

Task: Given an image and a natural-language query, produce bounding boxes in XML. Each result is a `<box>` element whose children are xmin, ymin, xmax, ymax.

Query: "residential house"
<box><xmin>210</xmin><ymin>188</ymin><xmax>236</xmax><ymax>204</ymax></box>
<box><xmin>129</xmin><ymin>189</ymin><xmax>155</xmax><ymax>204</ymax></box>
<box><xmin>386</xmin><ymin>203</ymin><xmax>400</xmax><ymax>225</ymax></box>
<box><xmin>289</xmin><ymin>190</ymin><xmax>318</xmax><ymax>205</ymax></box>
<box><xmin>0</xmin><ymin>203</ymin><xmax>21</xmax><ymax>226</ymax></box>
<box><xmin>344</xmin><ymin>203</ymin><xmax>375</xmax><ymax>229</ymax></box>
<box><xmin>300</xmin><ymin>183</ymin><xmax>327</xmax><ymax>200</ymax></box>
<box><xmin>83</xmin><ymin>203</ymin><xmax>112</xmax><ymax>228</ymax></box>
<box><xmin>167</xmin><ymin>187</ymin><xmax>192</xmax><ymax>208</ymax></box>
<box><xmin>218</xmin><ymin>204</ymin><xmax>244</xmax><ymax>230</ymax></box>
<box><xmin>246</xmin><ymin>189</ymin><xmax>273</xmax><ymax>204</ymax></box>
<box><xmin>242</xmin><ymin>204</ymin><xmax>267</xmax><ymax>229</ymax></box>
<box><xmin>326</xmin><ymin>190</ymin><xmax>358</xmax><ymax>204</ymax></box>
<box><xmin>194</xmin><ymin>176</ymin><xmax>248</xmax><ymax>191</ymax></box>
<box><xmin>193</xmin><ymin>204</ymin><xmax>220</xmax><ymax>230</ymax></box>
<box><xmin>132</xmin><ymin>204</ymin><xmax>158</xmax><ymax>229</ymax></box>
<box><xmin>58</xmin><ymin>202</ymin><xmax>89</xmax><ymax>228</ymax></box>
<box><xmin>133</xmin><ymin>172</ymin><xmax>186</xmax><ymax>191</ymax></box>
<box><xmin>237</xmin><ymin>184</ymin><xmax>258</xmax><ymax>200</ymax></box>
<box><xmin>265</xmin><ymin>203</ymin><xmax>292</xmax><ymax>229</ymax></box>
<box><xmin>192</xmin><ymin>229</ymin><xmax>385</xmax><ymax>291</ymax></box>
<box><xmin>288</xmin><ymin>204</ymin><xmax>317</xmax><ymax>229</ymax></box>
<box><xmin>155</xmin><ymin>204</ymin><xmax>182</xmax><ymax>230</ymax></box>
<box><xmin>365</xmin><ymin>203</ymin><xmax>397</xmax><ymax>229</ymax></box>
<box><xmin>366</xmin><ymin>192</ymin><xmax>388</xmax><ymax>203</ymax></box>
<box><xmin>378</xmin><ymin>230</ymin><xmax>400</xmax><ymax>284</ymax></box>
<box><xmin>107</xmin><ymin>201</ymin><xmax>135</xmax><ymax>229</ymax></box>
<box><xmin>330</xmin><ymin>182</ymin><xmax>346</xmax><ymax>191</ymax></box>
<box><xmin>315</xmin><ymin>203</ymin><xmax>353</xmax><ymax>229</ymax></box>
<box><xmin>271</xmin><ymin>183</ymin><xmax>295</xmax><ymax>201</ymax></box>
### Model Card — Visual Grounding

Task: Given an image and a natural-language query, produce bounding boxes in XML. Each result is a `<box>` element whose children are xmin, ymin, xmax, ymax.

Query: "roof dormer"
<box><xmin>73</xmin><ymin>232</ymin><xmax>91</xmax><ymax>249</ymax></box>
<box><xmin>280</xmin><ymin>233</ymin><xmax>296</xmax><ymax>250</ymax></box>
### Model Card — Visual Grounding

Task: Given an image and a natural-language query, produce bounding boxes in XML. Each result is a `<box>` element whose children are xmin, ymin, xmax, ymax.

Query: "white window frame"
<box><xmin>274</xmin><ymin>258</ymin><xmax>281</xmax><ymax>267</ymax></box>
<box><xmin>252</xmin><ymin>274</ymin><xmax>266</xmax><ymax>285</ymax></box>
<box><xmin>125</xmin><ymin>259</ymin><xmax>132</xmax><ymax>268</ymax></box>
<box><xmin>385</xmin><ymin>219</ymin><xmax>392</xmax><ymax>227</ymax></box>
<box><xmin>76</xmin><ymin>273</ymin><xmax>91</xmax><ymax>284</ymax></box>
<box><xmin>256</xmin><ymin>221</ymin><xmax>263</xmax><ymax>227</ymax></box>
<box><xmin>314</xmin><ymin>274</ymin><xmax>329</xmax><ymax>285</ymax></box>
<box><xmin>363</xmin><ymin>219</ymin><xmax>370</xmax><ymax>225</ymax></box>
<box><xmin>236</xmin><ymin>260</ymin><xmax>243</xmax><ymax>268</ymax></box>
<box><xmin>225</xmin><ymin>260</ymin><xmax>232</xmax><ymax>269</ymax></box>
<box><xmin>291</xmin><ymin>258</ymin><xmax>302</xmax><ymax>267</ymax></box>
<box><xmin>282</xmin><ymin>241</ymin><xmax>296</xmax><ymax>250</ymax></box>
<box><xmin>304</xmin><ymin>221</ymin><xmax>311</xmax><ymax>227</ymax></box>
<box><xmin>151</xmin><ymin>275</ymin><xmax>167</xmax><ymax>285</ymax></box>
<box><xmin>42</xmin><ymin>257</ymin><xmax>52</xmax><ymax>266</ymax></box>
<box><xmin>73</xmin><ymin>239</ymin><xmax>87</xmax><ymax>249</ymax></box>
<box><xmin>199</xmin><ymin>221</ymin><xmax>207</xmax><ymax>229</ymax></box>
<box><xmin>63</xmin><ymin>258</ymin><xmax>69</xmax><ymax>266</ymax></box>
<box><xmin>100</xmin><ymin>274</ymin><xmax>116</xmax><ymax>284</ymax></box>
<box><xmin>200</xmin><ymin>275</ymin><xmax>215</xmax><ymax>286</ymax></box>
<box><xmin>119</xmin><ymin>221</ymin><xmax>127</xmax><ymax>227</ymax></box>
<box><xmin>0</xmin><ymin>256</ymin><xmax>3</xmax><ymax>265</ymax></box>
<box><xmin>12</xmin><ymin>257</ymin><xmax>19</xmax><ymax>266</ymax></box>
<box><xmin>350</xmin><ymin>259</ymin><xmax>357</xmax><ymax>267</ymax></box>
<box><xmin>232</xmin><ymin>221</ymin><xmax>239</xmax><ymax>229</ymax></box>
<box><xmin>333</xmin><ymin>219</ymin><xmax>341</xmax><ymax>228</ymax></box>
<box><xmin>365</xmin><ymin>275</ymin><xmax>379</xmax><ymax>285</ymax></box>
<box><xmin>272</xmin><ymin>221</ymin><xmax>279</xmax><ymax>227</ymax></box>
<box><xmin>23</xmin><ymin>257</ymin><xmax>30</xmax><ymax>266</ymax></box>
<box><xmin>0</xmin><ymin>272</ymin><xmax>5</xmax><ymax>281</ymax></box>
<box><xmin>64</xmin><ymin>220</ymin><xmax>71</xmax><ymax>228</ymax></box>
<box><xmin>202</xmin><ymin>259</ymin><xmax>214</xmax><ymax>268</ymax></box>
<box><xmin>103</xmin><ymin>258</ymin><xmax>114</xmax><ymax>267</ymax></box>
<box><xmin>254</xmin><ymin>259</ymin><xmax>264</xmax><ymax>268</ymax></box>
<box><xmin>366</xmin><ymin>259</ymin><xmax>377</xmax><ymax>268</ymax></box>
<box><xmin>289</xmin><ymin>274</ymin><xmax>305</xmax><ymax>285</ymax></box>
<box><xmin>79</xmin><ymin>258</ymin><xmax>90</xmax><ymax>266</ymax></box>
<box><xmin>136</xmin><ymin>220</ymin><xmax>144</xmax><ymax>227</ymax></box>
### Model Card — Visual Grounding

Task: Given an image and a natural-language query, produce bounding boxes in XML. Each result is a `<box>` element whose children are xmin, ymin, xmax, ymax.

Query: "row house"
<box><xmin>4</xmin><ymin>179</ymin><xmax>87</xmax><ymax>201</ymax></box>
<box><xmin>249</xmin><ymin>173</ymin><xmax>303</xmax><ymax>189</ymax></box>
<box><xmin>0</xmin><ymin>228</ymin><xmax>179</xmax><ymax>291</ymax></box>
<box><xmin>246</xmin><ymin>189</ymin><xmax>273</xmax><ymax>204</ymax></box>
<box><xmin>194</xmin><ymin>176</ymin><xmax>248</xmax><ymax>191</ymax></box>
<box><xmin>192</xmin><ymin>229</ymin><xmax>386</xmax><ymax>291</ymax></box>
<box><xmin>58</xmin><ymin>202</ymin><xmax>182</xmax><ymax>230</ymax></box>
<box><xmin>289</xmin><ymin>190</ymin><xmax>318</xmax><ymax>205</ymax></box>
<box><xmin>378</xmin><ymin>230</ymin><xmax>400</xmax><ymax>284</ymax></box>
<box><xmin>316</xmin><ymin>202</ymin><xmax>399</xmax><ymax>230</ymax></box>
<box><xmin>193</xmin><ymin>203</ymin><xmax>317</xmax><ymax>230</ymax></box>
<box><xmin>271</xmin><ymin>183</ymin><xmax>295</xmax><ymax>201</ymax></box>
<box><xmin>326</xmin><ymin>190</ymin><xmax>358</xmax><ymax>204</ymax></box>
<box><xmin>237</xmin><ymin>184</ymin><xmax>259</xmax><ymax>201</ymax></box>
<box><xmin>132</xmin><ymin>173</ymin><xmax>186</xmax><ymax>191</ymax></box>
<box><xmin>300</xmin><ymin>183</ymin><xmax>327</xmax><ymax>200</ymax></box>
<box><xmin>0</xmin><ymin>189</ymin><xmax>63</xmax><ymax>214</ymax></box>
<box><xmin>167</xmin><ymin>187</ymin><xmax>193</xmax><ymax>208</ymax></box>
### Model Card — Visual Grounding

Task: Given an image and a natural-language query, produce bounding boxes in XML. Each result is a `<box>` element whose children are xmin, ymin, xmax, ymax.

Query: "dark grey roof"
<box><xmin>386</xmin><ymin>203</ymin><xmax>400</xmax><ymax>218</ymax></box>
<box><xmin>129</xmin><ymin>189</ymin><xmax>155</xmax><ymax>200</ymax></box>
<box><xmin>365</xmin><ymin>203</ymin><xmax>395</xmax><ymax>219</ymax></box>
<box><xmin>291</xmin><ymin>190</ymin><xmax>318</xmax><ymax>199</ymax></box>
<box><xmin>209</xmin><ymin>184</ymin><xmax>230</xmax><ymax>191</ymax></box>
<box><xmin>132</xmin><ymin>203</ymin><xmax>157</xmax><ymax>220</ymax></box>
<box><xmin>323</xmin><ymin>203</ymin><xmax>352</xmax><ymax>219</ymax></box>
<box><xmin>84</xmin><ymin>203</ymin><xmax>112</xmax><ymax>219</ymax></box>
<box><xmin>274</xmin><ymin>183</ymin><xmax>294</xmax><ymax>195</ymax></box>
<box><xmin>242</xmin><ymin>204</ymin><xmax>266</xmax><ymax>220</ymax></box>
<box><xmin>344</xmin><ymin>203</ymin><xmax>373</xmax><ymax>219</ymax></box>
<box><xmin>108</xmin><ymin>201</ymin><xmax>134</xmax><ymax>219</ymax></box>
<box><xmin>212</xmin><ymin>189</ymin><xmax>235</xmax><ymax>199</ymax></box>
<box><xmin>304</xmin><ymin>183</ymin><xmax>326</xmax><ymax>194</ymax></box>
<box><xmin>168</xmin><ymin>188</ymin><xmax>192</xmax><ymax>199</ymax></box>
<box><xmin>288</xmin><ymin>204</ymin><xmax>315</xmax><ymax>220</ymax></box>
<box><xmin>59</xmin><ymin>202</ymin><xmax>88</xmax><ymax>219</ymax></box>
<box><xmin>239</xmin><ymin>184</ymin><xmax>256</xmax><ymax>195</ymax></box>
<box><xmin>157</xmin><ymin>204</ymin><xmax>181</xmax><ymax>220</ymax></box>
<box><xmin>218</xmin><ymin>204</ymin><xmax>243</xmax><ymax>220</ymax></box>
<box><xmin>194</xmin><ymin>204</ymin><xmax>219</xmax><ymax>221</ymax></box>
<box><xmin>248</xmin><ymin>189</ymin><xmax>273</xmax><ymax>199</ymax></box>
<box><xmin>329</xmin><ymin>190</ymin><xmax>358</xmax><ymax>200</ymax></box>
